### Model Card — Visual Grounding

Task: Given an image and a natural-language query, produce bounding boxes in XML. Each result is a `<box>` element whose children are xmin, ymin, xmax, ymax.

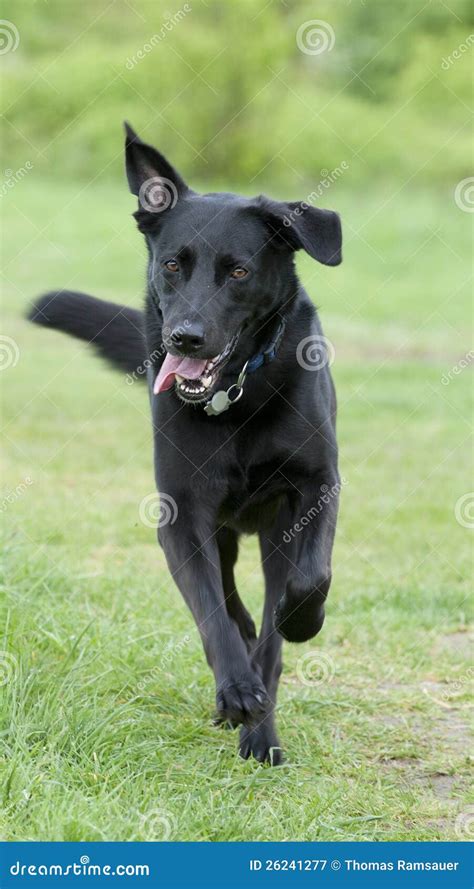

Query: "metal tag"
<box><xmin>203</xmin><ymin>362</ymin><xmax>248</xmax><ymax>417</ymax></box>
<box><xmin>204</xmin><ymin>389</ymin><xmax>231</xmax><ymax>416</ymax></box>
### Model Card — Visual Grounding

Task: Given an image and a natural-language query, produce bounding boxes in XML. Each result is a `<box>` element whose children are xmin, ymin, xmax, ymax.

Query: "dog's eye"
<box><xmin>230</xmin><ymin>267</ymin><xmax>248</xmax><ymax>279</ymax></box>
<box><xmin>164</xmin><ymin>259</ymin><xmax>179</xmax><ymax>272</ymax></box>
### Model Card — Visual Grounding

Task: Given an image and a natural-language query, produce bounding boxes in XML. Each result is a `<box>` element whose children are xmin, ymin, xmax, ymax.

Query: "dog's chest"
<box><xmin>218</xmin><ymin>458</ymin><xmax>289</xmax><ymax>533</ymax></box>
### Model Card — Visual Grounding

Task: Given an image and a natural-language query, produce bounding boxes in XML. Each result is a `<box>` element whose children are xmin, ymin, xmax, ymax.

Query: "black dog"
<box><xmin>29</xmin><ymin>124</ymin><xmax>342</xmax><ymax>765</ymax></box>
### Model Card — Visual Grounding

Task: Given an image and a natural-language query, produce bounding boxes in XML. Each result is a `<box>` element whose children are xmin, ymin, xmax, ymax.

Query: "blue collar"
<box><xmin>246</xmin><ymin>319</ymin><xmax>286</xmax><ymax>373</ymax></box>
<box><xmin>203</xmin><ymin>318</ymin><xmax>286</xmax><ymax>416</ymax></box>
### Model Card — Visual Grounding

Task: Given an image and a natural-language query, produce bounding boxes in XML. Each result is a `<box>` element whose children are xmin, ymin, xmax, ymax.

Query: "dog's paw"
<box><xmin>274</xmin><ymin>580</ymin><xmax>327</xmax><ymax>643</ymax></box>
<box><xmin>212</xmin><ymin>716</ymin><xmax>236</xmax><ymax>730</ymax></box>
<box><xmin>215</xmin><ymin>674</ymin><xmax>269</xmax><ymax>727</ymax></box>
<box><xmin>239</xmin><ymin>724</ymin><xmax>283</xmax><ymax>765</ymax></box>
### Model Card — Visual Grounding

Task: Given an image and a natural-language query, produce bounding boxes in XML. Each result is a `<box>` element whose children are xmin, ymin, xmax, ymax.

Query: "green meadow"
<box><xmin>1</xmin><ymin>0</ymin><xmax>472</xmax><ymax>843</ymax></box>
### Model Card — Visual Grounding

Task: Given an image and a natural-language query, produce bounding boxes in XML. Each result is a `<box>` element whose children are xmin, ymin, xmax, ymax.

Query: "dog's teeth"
<box><xmin>174</xmin><ymin>334</ymin><xmax>237</xmax><ymax>403</ymax></box>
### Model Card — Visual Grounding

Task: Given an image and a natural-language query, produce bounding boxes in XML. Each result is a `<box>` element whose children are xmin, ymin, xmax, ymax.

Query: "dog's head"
<box><xmin>125</xmin><ymin>123</ymin><xmax>342</xmax><ymax>404</ymax></box>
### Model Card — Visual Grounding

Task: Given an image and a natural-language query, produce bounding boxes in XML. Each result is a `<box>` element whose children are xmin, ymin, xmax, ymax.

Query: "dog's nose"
<box><xmin>170</xmin><ymin>323</ymin><xmax>205</xmax><ymax>354</ymax></box>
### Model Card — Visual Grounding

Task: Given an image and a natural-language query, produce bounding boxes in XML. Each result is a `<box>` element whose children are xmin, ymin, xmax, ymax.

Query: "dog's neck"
<box><xmin>202</xmin><ymin>317</ymin><xmax>287</xmax><ymax>417</ymax></box>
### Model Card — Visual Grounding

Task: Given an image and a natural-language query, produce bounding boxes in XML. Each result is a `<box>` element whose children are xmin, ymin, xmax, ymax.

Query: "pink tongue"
<box><xmin>153</xmin><ymin>353</ymin><xmax>208</xmax><ymax>394</ymax></box>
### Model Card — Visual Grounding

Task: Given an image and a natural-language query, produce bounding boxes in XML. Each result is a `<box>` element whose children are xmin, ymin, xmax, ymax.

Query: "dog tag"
<box><xmin>203</xmin><ymin>363</ymin><xmax>248</xmax><ymax>417</ymax></box>
<box><xmin>204</xmin><ymin>389</ymin><xmax>231</xmax><ymax>416</ymax></box>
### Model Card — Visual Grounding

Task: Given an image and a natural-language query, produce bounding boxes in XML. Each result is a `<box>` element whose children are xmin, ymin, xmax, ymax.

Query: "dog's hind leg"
<box><xmin>217</xmin><ymin>528</ymin><xmax>257</xmax><ymax>653</ymax></box>
<box><xmin>239</xmin><ymin>522</ymin><xmax>293</xmax><ymax>765</ymax></box>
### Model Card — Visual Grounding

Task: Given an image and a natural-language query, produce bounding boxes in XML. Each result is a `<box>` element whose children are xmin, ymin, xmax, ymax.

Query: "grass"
<box><xmin>1</xmin><ymin>175</ymin><xmax>472</xmax><ymax>842</ymax></box>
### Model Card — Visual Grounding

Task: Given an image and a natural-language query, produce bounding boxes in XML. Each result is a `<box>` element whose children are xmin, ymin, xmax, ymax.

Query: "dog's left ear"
<box><xmin>124</xmin><ymin>121</ymin><xmax>190</xmax><ymax>204</ymax></box>
<box><xmin>254</xmin><ymin>197</ymin><xmax>342</xmax><ymax>266</ymax></box>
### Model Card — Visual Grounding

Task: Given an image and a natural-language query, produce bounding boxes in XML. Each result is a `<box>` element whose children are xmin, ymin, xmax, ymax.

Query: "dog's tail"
<box><xmin>28</xmin><ymin>290</ymin><xmax>147</xmax><ymax>376</ymax></box>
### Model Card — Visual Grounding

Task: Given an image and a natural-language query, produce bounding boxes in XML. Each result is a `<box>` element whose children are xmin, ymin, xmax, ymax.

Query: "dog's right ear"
<box><xmin>124</xmin><ymin>122</ymin><xmax>190</xmax><ymax>218</ymax></box>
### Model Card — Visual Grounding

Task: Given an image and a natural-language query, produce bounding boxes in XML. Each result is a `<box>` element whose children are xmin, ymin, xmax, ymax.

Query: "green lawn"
<box><xmin>1</xmin><ymin>177</ymin><xmax>472</xmax><ymax>841</ymax></box>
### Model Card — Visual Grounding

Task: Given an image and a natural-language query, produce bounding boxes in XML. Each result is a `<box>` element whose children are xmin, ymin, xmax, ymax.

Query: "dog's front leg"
<box><xmin>158</xmin><ymin>503</ymin><xmax>269</xmax><ymax>727</ymax></box>
<box><xmin>274</xmin><ymin>469</ymin><xmax>340</xmax><ymax>644</ymax></box>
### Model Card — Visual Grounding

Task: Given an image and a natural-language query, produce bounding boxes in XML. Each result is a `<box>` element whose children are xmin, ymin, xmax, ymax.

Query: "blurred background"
<box><xmin>1</xmin><ymin>0</ymin><xmax>472</xmax><ymax>842</ymax></box>
<box><xmin>1</xmin><ymin>0</ymin><xmax>472</xmax><ymax>186</ymax></box>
